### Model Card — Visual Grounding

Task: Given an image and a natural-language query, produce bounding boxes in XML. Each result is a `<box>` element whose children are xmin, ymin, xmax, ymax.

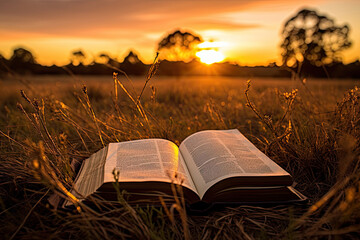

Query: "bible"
<box><xmin>61</xmin><ymin>129</ymin><xmax>306</xmax><ymax>209</ymax></box>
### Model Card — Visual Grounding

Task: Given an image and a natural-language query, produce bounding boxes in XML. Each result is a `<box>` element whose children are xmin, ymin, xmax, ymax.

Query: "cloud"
<box><xmin>0</xmin><ymin>0</ymin><xmax>320</xmax><ymax>39</ymax></box>
<box><xmin>188</xmin><ymin>21</ymin><xmax>261</xmax><ymax>31</ymax></box>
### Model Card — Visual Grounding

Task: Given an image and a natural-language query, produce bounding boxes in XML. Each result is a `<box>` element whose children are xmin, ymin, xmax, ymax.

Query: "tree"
<box><xmin>10</xmin><ymin>48</ymin><xmax>36</xmax><ymax>64</ymax></box>
<box><xmin>9</xmin><ymin>47</ymin><xmax>37</xmax><ymax>73</ymax></box>
<box><xmin>280</xmin><ymin>8</ymin><xmax>351</xmax><ymax>69</ymax></box>
<box><xmin>71</xmin><ymin>49</ymin><xmax>86</xmax><ymax>65</ymax></box>
<box><xmin>120</xmin><ymin>50</ymin><xmax>146</xmax><ymax>75</ymax></box>
<box><xmin>97</xmin><ymin>53</ymin><xmax>111</xmax><ymax>64</ymax></box>
<box><xmin>97</xmin><ymin>52</ymin><xmax>120</xmax><ymax>67</ymax></box>
<box><xmin>157</xmin><ymin>30</ymin><xmax>203</xmax><ymax>62</ymax></box>
<box><xmin>123</xmin><ymin>51</ymin><xmax>143</xmax><ymax>65</ymax></box>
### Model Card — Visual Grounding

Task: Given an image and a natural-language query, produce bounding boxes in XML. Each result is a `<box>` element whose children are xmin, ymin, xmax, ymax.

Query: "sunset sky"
<box><xmin>0</xmin><ymin>0</ymin><xmax>359</xmax><ymax>66</ymax></box>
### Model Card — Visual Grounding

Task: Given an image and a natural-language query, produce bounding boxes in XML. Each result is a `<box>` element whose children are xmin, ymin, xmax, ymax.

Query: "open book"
<box><xmin>62</xmin><ymin>129</ymin><xmax>306</xmax><ymax>208</ymax></box>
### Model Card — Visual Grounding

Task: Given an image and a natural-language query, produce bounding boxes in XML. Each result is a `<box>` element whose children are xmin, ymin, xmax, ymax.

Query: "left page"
<box><xmin>65</xmin><ymin>146</ymin><xmax>108</xmax><ymax>206</ymax></box>
<box><xmin>104</xmin><ymin>139</ymin><xmax>198</xmax><ymax>194</ymax></box>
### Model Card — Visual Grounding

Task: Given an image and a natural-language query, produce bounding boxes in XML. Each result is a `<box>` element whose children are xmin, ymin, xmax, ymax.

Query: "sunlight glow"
<box><xmin>196</xmin><ymin>50</ymin><xmax>225</xmax><ymax>64</ymax></box>
<box><xmin>198</xmin><ymin>41</ymin><xmax>228</xmax><ymax>49</ymax></box>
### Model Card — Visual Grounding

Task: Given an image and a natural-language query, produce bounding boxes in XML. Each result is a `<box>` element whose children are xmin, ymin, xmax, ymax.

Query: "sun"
<box><xmin>196</xmin><ymin>50</ymin><xmax>225</xmax><ymax>65</ymax></box>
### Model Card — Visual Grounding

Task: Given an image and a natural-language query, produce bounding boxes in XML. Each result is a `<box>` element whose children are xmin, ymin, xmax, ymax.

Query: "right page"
<box><xmin>179</xmin><ymin>129</ymin><xmax>292</xmax><ymax>199</ymax></box>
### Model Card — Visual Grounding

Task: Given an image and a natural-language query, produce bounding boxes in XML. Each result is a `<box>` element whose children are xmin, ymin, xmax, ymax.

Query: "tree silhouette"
<box><xmin>123</xmin><ymin>51</ymin><xmax>142</xmax><ymax>64</ymax></box>
<box><xmin>280</xmin><ymin>8</ymin><xmax>351</xmax><ymax>69</ymax></box>
<box><xmin>97</xmin><ymin>52</ymin><xmax>120</xmax><ymax>67</ymax></box>
<box><xmin>157</xmin><ymin>30</ymin><xmax>203</xmax><ymax>62</ymax></box>
<box><xmin>9</xmin><ymin>47</ymin><xmax>37</xmax><ymax>73</ymax></box>
<box><xmin>98</xmin><ymin>53</ymin><xmax>110</xmax><ymax>63</ymax></box>
<box><xmin>71</xmin><ymin>49</ymin><xmax>86</xmax><ymax>65</ymax></box>
<box><xmin>120</xmin><ymin>50</ymin><xmax>146</xmax><ymax>75</ymax></box>
<box><xmin>10</xmin><ymin>48</ymin><xmax>36</xmax><ymax>64</ymax></box>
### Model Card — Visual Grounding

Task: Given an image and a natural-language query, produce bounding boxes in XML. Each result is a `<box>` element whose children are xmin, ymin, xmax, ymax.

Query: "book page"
<box><xmin>179</xmin><ymin>129</ymin><xmax>290</xmax><ymax>198</ymax></box>
<box><xmin>66</xmin><ymin>146</ymin><xmax>108</xmax><ymax>205</ymax></box>
<box><xmin>104</xmin><ymin>139</ymin><xmax>197</xmax><ymax>194</ymax></box>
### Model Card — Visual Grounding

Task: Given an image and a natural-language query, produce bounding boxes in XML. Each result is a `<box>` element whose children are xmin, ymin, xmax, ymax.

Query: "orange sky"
<box><xmin>0</xmin><ymin>0</ymin><xmax>359</xmax><ymax>66</ymax></box>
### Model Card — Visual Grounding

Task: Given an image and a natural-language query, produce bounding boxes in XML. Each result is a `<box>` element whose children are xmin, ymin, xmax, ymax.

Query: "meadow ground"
<box><xmin>0</xmin><ymin>73</ymin><xmax>359</xmax><ymax>239</ymax></box>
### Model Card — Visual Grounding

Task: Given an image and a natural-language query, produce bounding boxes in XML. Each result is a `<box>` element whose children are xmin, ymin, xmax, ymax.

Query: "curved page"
<box><xmin>179</xmin><ymin>129</ymin><xmax>291</xmax><ymax>199</ymax></box>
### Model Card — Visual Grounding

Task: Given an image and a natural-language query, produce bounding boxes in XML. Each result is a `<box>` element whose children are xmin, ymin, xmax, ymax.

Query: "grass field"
<box><xmin>0</xmin><ymin>73</ymin><xmax>359</xmax><ymax>239</ymax></box>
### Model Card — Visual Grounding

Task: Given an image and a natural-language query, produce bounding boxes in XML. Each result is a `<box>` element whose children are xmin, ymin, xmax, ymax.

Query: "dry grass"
<box><xmin>0</xmin><ymin>67</ymin><xmax>359</xmax><ymax>239</ymax></box>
